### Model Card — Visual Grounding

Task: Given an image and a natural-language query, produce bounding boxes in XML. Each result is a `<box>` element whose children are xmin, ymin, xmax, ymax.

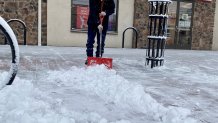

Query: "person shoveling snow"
<box><xmin>85</xmin><ymin>0</ymin><xmax>115</xmax><ymax>68</ymax></box>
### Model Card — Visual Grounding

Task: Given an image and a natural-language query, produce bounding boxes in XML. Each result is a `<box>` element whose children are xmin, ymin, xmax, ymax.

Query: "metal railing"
<box><xmin>0</xmin><ymin>16</ymin><xmax>19</xmax><ymax>86</ymax></box>
<box><xmin>5</xmin><ymin>19</ymin><xmax>27</xmax><ymax>45</ymax></box>
<box><xmin>122</xmin><ymin>27</ymin><xmax>138</xmax><ymax>48</ymax></box>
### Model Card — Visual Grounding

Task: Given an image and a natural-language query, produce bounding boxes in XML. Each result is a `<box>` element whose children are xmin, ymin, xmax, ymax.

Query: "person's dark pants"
<box><xmin>86</xmin><ymin>23</ymin><xmax>107</xmax><ymax>57</ymax></box>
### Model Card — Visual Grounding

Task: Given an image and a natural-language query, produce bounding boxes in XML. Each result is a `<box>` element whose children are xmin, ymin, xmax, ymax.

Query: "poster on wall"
<box><xmin>76</xmin><ymin>6</ymin><xmax>89</xmax><ymax>29</ymax></box>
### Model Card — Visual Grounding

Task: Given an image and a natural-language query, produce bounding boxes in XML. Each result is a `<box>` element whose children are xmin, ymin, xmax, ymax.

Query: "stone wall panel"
<box><xmin>0</xmin><ymin>0</ymin><xmax>47</xmax><ymax>45</ymax></box>
<box><xmin>133</xmin><ymin>0</ymin><xmax>149</xmax><ymax>48</ymax></box>
<box><xmin>0</xmin><ymin>0</ymin><xmax>38</xmax><ymax>45</ymax></box>
<box><xmin>192</xmin><ymin>0</ymin><xmax>216</xmax><ymax>50</ymax></box>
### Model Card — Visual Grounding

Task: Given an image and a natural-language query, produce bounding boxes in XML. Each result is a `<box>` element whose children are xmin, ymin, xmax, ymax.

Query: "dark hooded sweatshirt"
<box><xmin>87</xmin><ymin>0</ymin><xmax>115</xmax><ymax>28</ymax></box>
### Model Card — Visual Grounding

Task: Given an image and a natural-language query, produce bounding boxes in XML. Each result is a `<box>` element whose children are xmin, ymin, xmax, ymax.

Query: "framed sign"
<box><xmin>199</xmin><ymin>0</ymin><xmax>212</xmax><ymax>2</ymax></box>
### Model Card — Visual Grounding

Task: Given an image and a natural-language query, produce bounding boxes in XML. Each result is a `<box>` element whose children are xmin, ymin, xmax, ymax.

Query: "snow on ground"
<box><xmin>0</xmin><ymin>46</ymin><xmax>218</xmax><ymax>123</ymax></box>
<box><xmin>0</xmin><ymin>72</ymin><xmax>130</xmax><ymax>123</ymax></box>
<box><xmin>43</xmin><ymin>65</ymin><xmax>196</xmax><ymax>123</ymax></box>
<box><xmin>0</xmin><ymin>66</ymin><xmax>196</xmax><ymax>123</ymax></box>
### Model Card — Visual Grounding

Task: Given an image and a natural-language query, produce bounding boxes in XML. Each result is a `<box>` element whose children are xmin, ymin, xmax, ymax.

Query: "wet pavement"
<box><xmin>1</xmin><ymin>45</ymin><xmax>218</xmax><ymax>123</ymax></box>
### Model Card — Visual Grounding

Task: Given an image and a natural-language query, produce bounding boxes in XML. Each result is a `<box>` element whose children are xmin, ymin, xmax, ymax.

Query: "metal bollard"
<box><xmin>146</xmin><ymin>0</ymin><xmax>171</xmax><ymax>68</ymax></box>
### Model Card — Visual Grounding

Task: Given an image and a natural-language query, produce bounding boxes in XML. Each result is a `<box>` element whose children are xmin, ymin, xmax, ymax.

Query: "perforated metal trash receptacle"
<box><xmin>146</xmin><ymin>0</ymin><xmax>171</xmax><ymax>68</ymax></box>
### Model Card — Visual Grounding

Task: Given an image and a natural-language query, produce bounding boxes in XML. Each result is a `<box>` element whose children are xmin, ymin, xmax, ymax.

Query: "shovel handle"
<box><xmin>99</xmin><ymin>0</ymin><xmax>104</xmax><ymax>58</ymax></box>
<box><xmin>100</xmin><ymin>0</ymin><xmax>104</xmax><ymax>25</ymax></box>
<box><xmin>98</xmin><ymin>15</ymin><xmax>104</xmax><ymax>32</ymax></box>
<box><xmin>99</xmin><ymin>15</ymin><xmax>104</xmax><ymax>25</ymax></box>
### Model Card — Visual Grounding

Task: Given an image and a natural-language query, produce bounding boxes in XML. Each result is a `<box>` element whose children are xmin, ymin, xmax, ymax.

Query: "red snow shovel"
<box><xmin>87</xmin><ymin>15</ymin><xmax>113</xmax><ymax>69</ymax></box>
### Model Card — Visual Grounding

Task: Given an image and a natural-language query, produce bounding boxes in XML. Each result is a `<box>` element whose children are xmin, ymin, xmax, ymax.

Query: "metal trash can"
<box><xmin>146</xmin><ymin>0</ymin><xmax>171</xmax><ymax>68</ymax></box>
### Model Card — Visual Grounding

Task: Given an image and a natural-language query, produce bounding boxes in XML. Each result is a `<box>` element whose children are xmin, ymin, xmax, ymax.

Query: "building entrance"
<box><xmin>167</xmin><ymin>0</ymin><xmax>194</xmax><ymax>49</ymax></box>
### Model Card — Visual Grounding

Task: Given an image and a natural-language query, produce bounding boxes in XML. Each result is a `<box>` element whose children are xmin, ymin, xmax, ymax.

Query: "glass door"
<box><xmin>167</xmin><ymin>1</ymin><xmax>177</xmax><ymax>48</ymax></box>
<box><xmin>167</xmin><ymin>0</ymin><xmax>194</xmax><ymax>49</ymax></box>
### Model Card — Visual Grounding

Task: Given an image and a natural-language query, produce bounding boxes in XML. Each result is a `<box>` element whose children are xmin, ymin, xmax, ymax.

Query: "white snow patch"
<box><xmin>0</xmin><ymin>76</ymin><xmax>131</xmax><ymax>123</ymax></box>
<box><xmin>44</xmin><ymin>65</ymin><xmax>197</xmax><ymax>123</ymax></box>
<box><xmin>0</xmin><ymin>72</ymin><xmax>7</xmax><ymax>88</ymax></box>
<box><xmin>156</xmin><ymin>65</ymin><xmax>218</xmax><ymax>83</ymax></box>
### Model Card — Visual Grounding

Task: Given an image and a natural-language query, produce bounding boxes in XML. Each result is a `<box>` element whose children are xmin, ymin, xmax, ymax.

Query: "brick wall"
<box><xmin>192</xmin><ymin>0</ymin><xmax>216</xmax><ymax>50</ymax></box>
<box><xmin>133</xmin><ymin>0</ymin><xmax>149</xmax><ymax>48</ymax></box>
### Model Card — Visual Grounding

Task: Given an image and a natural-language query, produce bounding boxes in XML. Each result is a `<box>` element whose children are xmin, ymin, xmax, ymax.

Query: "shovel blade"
<box><xmin>87</xmin><ymin>57</ymin><xmax>113</xmax><ymax>69</ymax></box>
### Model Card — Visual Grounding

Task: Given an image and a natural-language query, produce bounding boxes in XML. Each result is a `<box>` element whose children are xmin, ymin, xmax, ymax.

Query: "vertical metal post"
<box><xmin>38</xmin><ymin>0</ymin><xmax>42</xmax><ymax>46</ymax></box>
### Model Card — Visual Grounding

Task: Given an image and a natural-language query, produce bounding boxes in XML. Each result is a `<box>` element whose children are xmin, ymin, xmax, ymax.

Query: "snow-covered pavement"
<box><xmin>0</xmin><ymin>45</ymin><xmax>218</xmax><ymax>123</ymax></box>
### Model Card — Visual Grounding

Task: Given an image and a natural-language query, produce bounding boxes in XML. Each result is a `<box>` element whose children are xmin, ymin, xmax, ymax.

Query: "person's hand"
<box><xmin>99</xmin><ymin>11</ymin><xmax>106</xmax><ymax>17</ymax></box>
<box><xmin>98</xmin><ymin>24</ymin><xmax>103</xmax><ymax>31</ymax></box>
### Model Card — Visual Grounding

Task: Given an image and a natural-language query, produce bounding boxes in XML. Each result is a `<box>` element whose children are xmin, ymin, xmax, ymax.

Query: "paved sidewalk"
<box><xmin>1</xmin><ymin>45</ymin><xmax>218</xmax><ymax>123</ymax></box>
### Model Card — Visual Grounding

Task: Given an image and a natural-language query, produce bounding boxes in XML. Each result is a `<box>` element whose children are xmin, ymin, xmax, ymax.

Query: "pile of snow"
<box><xmin>0</xmin><ymin>78</ymin><xmax>73</xmax><ymax>123</ymax></box>
<box><xmin>0</xmin><ymin>72</ymin><xmax>7</xmax><ymax>89</ymax></box>
<box><xmin>0</xmin><ymin>75</ymin><xmax>130</xmax><ymax>123</ymax></box>
<box><xmin>44</xmin><ymin>65</ymin><xmax>197</xmax><ymax>123</ymax></box>
<box><xmin>0</xmin><ymin>65</ymin><xmax>197</xmax><ymax>123</ymax></box>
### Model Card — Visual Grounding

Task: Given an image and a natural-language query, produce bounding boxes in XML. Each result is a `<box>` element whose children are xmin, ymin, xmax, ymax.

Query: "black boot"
<box><xmin>96</xmin><ymin>53</ymin><xmax>103</xmax><ymax>57</ymax></box>
<box><xmin>85</xmin><ymin>59</ymin><xmax>88</xmax><ymax>65</ymax></box>
<box><xmin>96</xmin><ymin>53</ymin><xmax>100</xmax><ymax>57</ymax></box>
<box><xmin>96</xmin><ymin>50</ymin><xmax>104</xmax><ymax>57</ymax></box>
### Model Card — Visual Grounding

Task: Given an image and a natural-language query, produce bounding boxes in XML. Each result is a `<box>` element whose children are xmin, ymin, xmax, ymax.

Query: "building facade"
<box><xmin>134</xmin><ymin>0</ymin><xmax>217</xmax><ymax>50</ymax></box>
<box><xmin>0</xmin><ymin>0</ymin><xmax>218</xmax><ymax>50</ymax></box>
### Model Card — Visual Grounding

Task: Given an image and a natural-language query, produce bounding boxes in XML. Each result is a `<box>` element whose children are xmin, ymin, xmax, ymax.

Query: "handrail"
<box><xmin>5</xmin><ymin>19</ymin><xmax>27</xmax><ymax>45</ymax></box>
<box><xmin>122</xmin><ymin>27</ymin><xmax>138</xmax><ymax>48</ymax></box>
<box><xmin>0</xmin><ymin>16</ymin><xmax>19</xmax><ymax>86</ymax></box>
